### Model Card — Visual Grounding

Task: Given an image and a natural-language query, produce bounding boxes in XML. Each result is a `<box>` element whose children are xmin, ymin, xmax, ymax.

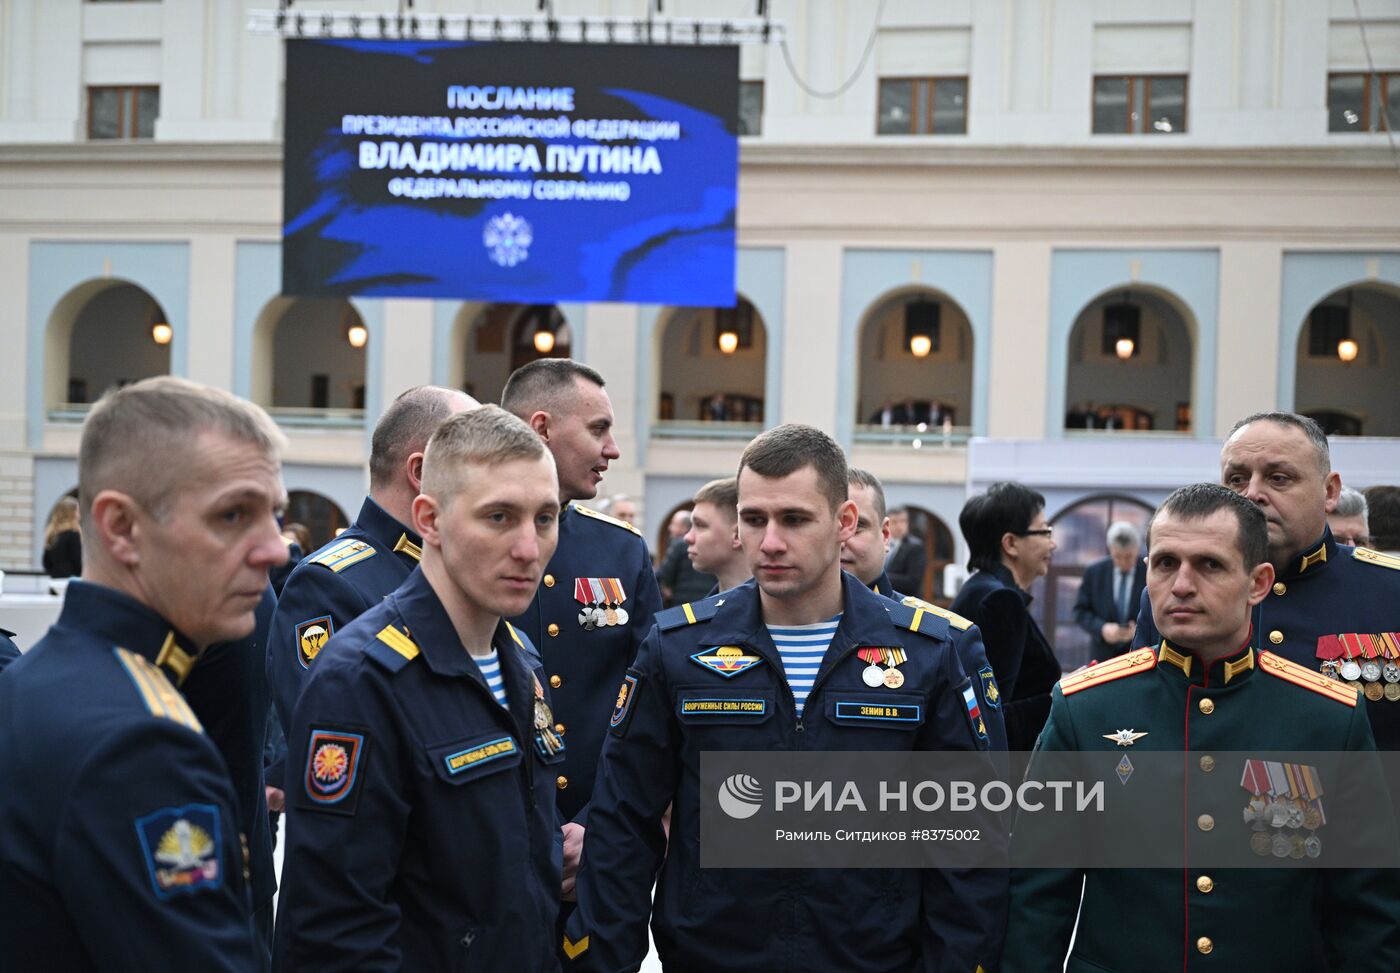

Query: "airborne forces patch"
<box><xmin>295</xmin><ymin>616</ymin><xmax>334</xmax><ymax>669</ymax></box>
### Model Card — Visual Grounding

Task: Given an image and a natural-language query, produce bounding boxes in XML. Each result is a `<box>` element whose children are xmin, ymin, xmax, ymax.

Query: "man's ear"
<box><xmin>412</xmin><ymin>493</ymin><xmax>441</xmax><ymax>547</ymax></box>
<box><xmin>879</xmin><ymin>516</ymin><xmax>891</xmax><ymax>550</ymax></box>
<box><xmin>405</xmin><ymin>451</ymin><xmax>427</xmax><ymax>493</ymax></box>
<box><xmin>1246</xmin><ymin>560</ymin><xmax>1275</xmax><ymax>608</ymax></box>
<box><xmin>90</xmin><ymin>490</ymin><xmax>141</xmax><ymax>566</ymax></box>
<box><xmin>528</xmin><ymin>410</ymin><xmax>551</xmax><ymax>441</ymax></box>
<box><xmin>730</xmin><ymin>522</ymin><xmax>742</xmax><ymax>551</ymax></box>
<box><xmin>1321</xmin><ymin>471</ymin><xmax>1343</xmax><ymax>514</ymax></box>
<box><xmin>836</xmin><ymin>499</ymin><xmax>859</xmax><ymax>544</ymax></box>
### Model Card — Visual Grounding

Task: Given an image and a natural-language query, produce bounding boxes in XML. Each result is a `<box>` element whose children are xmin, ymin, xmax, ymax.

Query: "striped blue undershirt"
<box><xmin>472</xmin><ymin>649</ymin><xmax>509</xmax><ymax>709</ymax></box>
<box><xmin>766</xmin><ymin>615</ymin><xmax>841</xmax><ymax>716</ymax></box>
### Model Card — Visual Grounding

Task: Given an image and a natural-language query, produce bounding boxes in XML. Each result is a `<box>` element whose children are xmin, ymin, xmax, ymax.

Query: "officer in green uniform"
<box><xmin>1136</xmin><ymin>412</ymin><xmax>1400</xmax><ymax>750</ymax></box>
<box><xmin>1007</xmin><ymin>483</ymin><xmax>1400</xmax><ymax>972</ymax></box>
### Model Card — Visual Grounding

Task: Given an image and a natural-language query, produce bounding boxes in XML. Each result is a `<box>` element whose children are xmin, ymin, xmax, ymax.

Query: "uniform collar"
<box><xmin>56</xmin><ymin>580</ymin><xmax>200</xmax><ymax>685</ymax></box>
<box><xmin>389</xmin><ymin>567</ymin><xmax>530</xmax><ymax>678</ymax></box>
<box><xmin>868</xmin><ymin>571</ymin><xmax>896</xmax><ymax>600</ymax></box>
<box><xmin>704</xmin><ymin>571</ymin><xmax>909</xmax><ymax>650</ymax></box>
<box><xmin>1278</xmin><ymin>526</ymin><xmax>1335</xmax><ymax>580</ymax></box>
<box><xmin>989</xmin><ymin>562</ymin><xmax>1033</xmax><ymax>605</ymax></box>
<box><xmin>357</xmin><ymin>496</ymin><xmax>422</xmax><ymax>564</ymax></box>
<box><xmin>1156</xmin><ymin>635</ymin><xmax>1256</xmax><ymax>686</ymax></box>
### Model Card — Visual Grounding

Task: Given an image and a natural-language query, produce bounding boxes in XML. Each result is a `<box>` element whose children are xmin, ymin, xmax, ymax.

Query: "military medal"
<box><xmin>1271</xmin><ymin>832</ymin><xmax>1291</xmax><ymax>857</ymax></box>
<box><xmin>857</xmin><ymin>647</ymin><xmax>908</xmax><ymax>690</ymax></box>
<box><xmin>858</xmin><ymin>648</ymin><xmax>886</xmax><ymax>687</ymax></box>
<box><xmin>1304</xmin><ymin>834</ymin><xmax>1322</xmax><ymax>858</ymax></box>
<box><xmin>532</xmin><ymin>675</ymin><xmax>564</xmax><ymax>758</ymax></box>
<box><xmin>1365</xmin><ymin>681</ymin><xmax>1385</xmax><ymax>701</ymax></box>
<box><xmin>1241</xmin><ymin>761</ymin><xmax>1271</xmax><ymax>835</ymax></box>
<box><xmin>1316</xmin><ymin>634</ymin><xmax>1344</xmax><ymax>679</ymax></box>
<box><xmin>883</xmin><ymin>667</ymin><xmax>905</xmax><ymax>689</ymax></box>
<box><xmin>1289</xmin><ymin>834</ymin><xmax>1306</xmax><ymax>859</ymax></box>
<box><xmin>1340</xmin><ymin>633</ymin><xmax>1366</xmax><ymax>682</ymax></box>
<box><xmin>1361</xmin><ymin>660</ymin><xmax>1382</xmax><ymax>682</ymax></box>
<box><xmin>1386</xmin><ymin>683</ymin><xmax>1400</xmax><ymax>702</ymax></box>
<box><xmin>1341</xmin><ymin>659</ymin><xmax>1363</xmax><ymax>682</ymax></box>
<box><xmin>614</xmin><ymin>607</ymin><xmax>629</xmax><ymax>626</ymax></box>
<box><xmin>1384</xmin><ymin>662</ymin><xmax>1400</xmax><ymax>684</ymax></box>
<box><xmin>1251</xmin><ymin>831</ymin><xmax>1273</xmax><ymax>856</ymax></box>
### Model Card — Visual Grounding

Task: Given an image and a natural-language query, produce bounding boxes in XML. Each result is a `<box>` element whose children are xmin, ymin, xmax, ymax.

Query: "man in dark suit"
<box><xmin>884</xmin><ymin>506</ymin><xmax>927</xmax><ymax>596</ymax></box>
<box><xmin>1073</xmin><ymin>521</ymin><xmax>1146</xmax><ymax>659</ymax></box>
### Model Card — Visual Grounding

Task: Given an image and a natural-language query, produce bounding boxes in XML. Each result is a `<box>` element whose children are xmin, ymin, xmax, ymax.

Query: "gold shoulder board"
<box><xmin>1354</xmin><ymin>547</ymin><xmax>1400</xmax><ymax>572</ymax></box>
<box><xmin>899</xmin><ymin>596</ymin><xmax>973</xmax><ymax>631</ymax></box>
<box><xmin>1059</xmin><ymin>648</ymin><xmax>1158</xmax><ymax>697</ymax></box>
<box><xmin>572</xmin><ymin>503</ymin><xmax>644</xmax><ymax>537</ymax></box>
<box><xmin>1259</xmin><ymin>651</ymin><xmax>1358</xmax><ymax>707</ymax></box>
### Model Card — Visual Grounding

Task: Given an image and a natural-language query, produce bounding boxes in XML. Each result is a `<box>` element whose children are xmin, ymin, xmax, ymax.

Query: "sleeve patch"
<box><xmin>609</xmin><ymin>671</ymin><xmax>641</xmax><ymax>736</ymax></box>
<box><xmin>295</xmin><ymin>615</ymin><xmax>334</xmax><ymax>670</ymax></box>
<box><xmin>961</xmin><ymin>682</ymin><xmax>989</xmax><ymax>742</ymax></box>
<box><xmin>134</xmin><ymin>803</ymin><xmax>224</xmax><ymax>900</ymax></box>
<box><xmin>978</xmin><ymin>665</ymin><xmax>1002</xmax><ymax>710</ymax></box>
<box><xmin>298</xmin><ymin>727</ymin><xmax>370</xmax><ymax>815</ymax></box>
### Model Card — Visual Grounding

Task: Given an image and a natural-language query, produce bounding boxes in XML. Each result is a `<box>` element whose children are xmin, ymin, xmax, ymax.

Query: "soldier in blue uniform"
<box><xmin>1135</xmin><ymin>412</ymin><xmax>1400</xmax><ymax>751</ymax></box>
<box><xmin>501</xmin><ymin>359</ymin><xmax>663</xmax><ymax>890</ymax></box>
<box><xmin>0</xmin><ymin>377</ymin><xmax>290</xmax><ymax>970</ymax></box>
<box><xmin>1008</xmin><ymin>483</ymin><xmax>1400</xmax><ymax>972</ymax></box>
<box><xmin>265</xmin><ymin>385</ymin><xmax>475</xmax><ymax>789</ymax></box>
<box><xmin>275</xmin><ymin>406</ymin><xmax>564</xmax><ymax>972</ymax></box>
<box><xmin>845</xmin><ymin>467</ymin><xmax>1008</xmax><ymax>752</ymax></box>
<box><xmin>565</xmin><ymin>425</ymin><xmax>1006</xmax><ymax>973</ymax></box>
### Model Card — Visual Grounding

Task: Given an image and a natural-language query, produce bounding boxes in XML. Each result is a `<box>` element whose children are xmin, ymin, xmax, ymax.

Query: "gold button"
<box><xmin>548</xmin><ymin>623</ymin><xmax>560</xmax><ymax>637</ymax></box>
<box><xmin>1273</xmin><ymin>582</ymin><xmax>1286</xmax><ymax>596</ymax></box>
<box><xmin>1197</xmin><ymin>813</ymin><xmax>1214</xmax><ymax>832</ymax></box>
<box><xmin>554</xmin><ymin>723</ymin><xmax>566</xmax><ymax>734</ymax></box>
<box><xmin>1197</xmin><ymin>936</ymin><xmax>1213</xmax><ymax>955</ymax></box>
<box><xmin>1199</xmin><ymin>755</ymin><xmax>1216</xmax><ymax>772</ymax></box>
<box><xmin>556</xmin><ymin>775</ymin><xmax>569</xmax><ymax>790</ymax></box>
<box><xmin>549</xmin><ymin>674</ymin><xmax>562</xmax><ymax>689</ymax></box>
<box><xmin>1196</xmin><ymin>875</ymin><xmax>1214</xmax><ymax>894</ymax></box>
<box><xmin>1198</xmin><ymin>698</ymin><xmax>1215</xmax><ymax>715</ymax></box>
<box><xmin>544</xmin><ymin>574</ymin><xmax>555</xmax><ymax>588</ymax></box>
<box><xmin>1269</xmin><ymin>630</ymin><xmax>1284</xmax><ymax>645</ymax></box>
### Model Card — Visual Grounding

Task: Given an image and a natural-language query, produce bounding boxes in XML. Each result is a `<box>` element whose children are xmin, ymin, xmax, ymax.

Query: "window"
<box><xmin>877</xmin><ymin>77</ymin><xmax>967</xmax><ymax>135</ymax></box>
<box><xmin>1092</xmin><ymin>75</ymin><xmax>1186</xmax><ymax>134</ymax></box>
<box><xmin>88</xmin><ymin>86</ymin><xmax>159</xmax><ymax>139</ymax></box>
<box><xmin>1329</xmin><ymin>73</ymin><xmax>1398</xmax><ymax>132</ymax></box>
<box><xmin>738</xmin><ymin>81</ymin><xmax>763</xmax><ymax>136</ymax></box>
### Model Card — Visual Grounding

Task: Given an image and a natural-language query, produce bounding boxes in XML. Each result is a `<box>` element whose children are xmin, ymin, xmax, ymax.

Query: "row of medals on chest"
<box><xmin>1319</xmin><ymin>655</ymin><xmax>1400</xmax><ymax>702</ymax></box>
<box><xmin>1241</xmin><ymin>759</ymin><xmax>1324</xmax><ymax>859</ymax></box>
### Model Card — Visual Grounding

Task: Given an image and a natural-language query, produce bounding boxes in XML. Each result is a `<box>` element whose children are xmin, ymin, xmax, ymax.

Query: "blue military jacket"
<box><xmin>266</xmin><ymin>496</ymin><xmax>421</xmax><ymax>786</ymax></box>
<box><xmin>274</xmin><ymin>567</ymin><xmax>562</xmax><ymax>973</ymax></box>
<box><xmin>1005</xmin><ymin>640</ymin><xmax>1400</xmax><ymax>972</ymax></box>
<box><xmin>508</xmin><ymin>501</ymin><xmax>662</xmax><ymax>823</ymax></box>
<box><xmin>872</xmin><ymin>570</ymin><xmax>1009</xmax><ymax>752</ymax></box>
<box><xmin>567</xmin><ymin>573</ymin><xmax>1007</xmax><ymax>973</ymax></box>
<box><xmin>0</xmin><ymin>582</ymin><xmax>256</xmax><ymax>971</ymax></box>
<box><xmin>0</xmin><ymin>626</ymin><xmax>20</xmax><ymax>673</ymax></box>
<box><xmin>1136</xmin><ymin>529</ymin><xmax>1400</xmax><ymax>750</ymax></box>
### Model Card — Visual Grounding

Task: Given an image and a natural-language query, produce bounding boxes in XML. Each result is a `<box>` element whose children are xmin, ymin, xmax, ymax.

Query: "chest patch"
<box><xmin>690</xmin><ymin>646</ymin><xmax>764</xmax><ymax>677</ymax></box>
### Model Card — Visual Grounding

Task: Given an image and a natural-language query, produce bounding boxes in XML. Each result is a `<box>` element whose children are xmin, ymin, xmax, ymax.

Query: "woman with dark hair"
<box><xmin>41</xmin><ymin>496</ymin><xmax>82</xmax><ymax>579</ymax></box>
<box><xmin>950</xmin><ymin>481</ymin><xmax>1061</xmax><ymax>751</ymax></box>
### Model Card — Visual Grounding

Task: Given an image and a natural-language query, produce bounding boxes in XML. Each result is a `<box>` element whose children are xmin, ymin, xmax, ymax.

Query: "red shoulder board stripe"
<box><xmin>1258</xmin><ymin>651</ymin><xmax>1359</xmax><ymax>707</ymax></box>
<box><xmin>1059</xmin><ymin>647</ymin><xmax>1157</xmax><ymax>696</ymax></box>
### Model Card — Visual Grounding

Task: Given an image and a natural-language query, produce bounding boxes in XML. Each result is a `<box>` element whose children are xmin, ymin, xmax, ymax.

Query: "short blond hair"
<box><xmin>421</xmin><ymin>404</ymin><xmax>552</xmax><ymax>502</ymax></box>
<box><xmin>79</xmin><ymin>376</ymin><xmax>286</xmax><ymax>524</ymax></box>
<box><xmin>693</xmin><ymin>477</ymin><xmax>739</xmax><ymax>525</ymax></box>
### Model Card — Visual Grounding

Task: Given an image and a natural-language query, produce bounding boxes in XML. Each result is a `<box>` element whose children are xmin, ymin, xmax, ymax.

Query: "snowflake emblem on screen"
<box><xmin>483</xmin><ymin>212</ymin><xmax>533</xmax><ymax>267</ymax></box>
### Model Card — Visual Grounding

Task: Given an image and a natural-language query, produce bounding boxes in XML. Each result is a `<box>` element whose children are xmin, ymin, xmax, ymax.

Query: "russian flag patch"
<box><xmin>962</xmin><ymin>684</ymin><xmax>988</xmax><ymax>742</ymax></box>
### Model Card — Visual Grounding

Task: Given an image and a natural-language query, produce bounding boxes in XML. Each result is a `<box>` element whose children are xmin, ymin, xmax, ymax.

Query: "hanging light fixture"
<box><xmin>151</xmin><ymin>321</ymin><xmax>172</xmax><ymax>345</ymax></box>
<box><xmin>1115</xmin><ymin>337</ymin><xmax>1135</xmax><ymax>359</ymax></box>
<box><xmin>717</xmin><ymin>330</ymin><xmax>739</xmax><ymax>354</ymax></box>
<box><xmin>909</xmin><ymin>333</ymin><xmax>933</xmax><ymax>358</ymax></box>
<box><xmin>346</xmin><ymin>323</ymin><xmax>368</xmax><ymax>348</ymax></box>
<box><xmin>533</xmin><ymin>328</ymin><xmax>556</xmax><ymax>354</ymax></box>
<box><xmin>1337</xmin><ymin>338</ymin><xmax>1359</xmax><ymax>363</ymax></box>
<box><xmin>904</xmin><ymin>299</ymin><xmax>940</xmax><ymax>357</ymax></box>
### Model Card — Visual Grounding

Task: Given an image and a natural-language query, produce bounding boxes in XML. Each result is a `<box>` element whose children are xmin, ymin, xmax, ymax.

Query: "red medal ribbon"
<box><xmin>1315</xmin><ymin>634</ymin><xmax>1344</xmax><ymax>661</ymax></box>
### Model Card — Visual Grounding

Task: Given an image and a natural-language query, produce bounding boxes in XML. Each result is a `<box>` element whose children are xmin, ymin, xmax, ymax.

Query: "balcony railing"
<box><xmin>853</xmin><ymin>423</ymin><xmax>970</xmax><ymax>448</ymax></box>
<box><xmin>267</xmin><ymin>407</ymin><xmax>366</xmax><ymax>428</ymax></box>
<box><xmin>651</xmin><ymin>420</ymin><xmax>763</xmax><ymax>441</ymax></box>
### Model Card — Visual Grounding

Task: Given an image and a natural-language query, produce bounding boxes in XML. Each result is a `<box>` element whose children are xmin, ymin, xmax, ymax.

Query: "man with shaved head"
<box><xmin>266</xmin><ymin>385</ymin><xmax>477</xmax><ymax>791</ymax></box>
<box><xmin>1135</xmin><ymin>411</ymin><xmax>1400</xmax><ymax>750</ymax></box>
<box><xmin>0</xmin><ymin>376</ymin><xmax>290</xmax><ymax>969</ymax></box>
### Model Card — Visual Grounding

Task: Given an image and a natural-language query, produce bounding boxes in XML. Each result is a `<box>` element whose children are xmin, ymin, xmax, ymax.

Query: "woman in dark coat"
<box><xmin>950</xmin><ymin>482</ymin><xmax>1061</xmax><ymax>751</ymax></box>
<box><xmin>41</xmin><ymin>496</ymin><xmax>82</xmax><ymax>579</ymax></box>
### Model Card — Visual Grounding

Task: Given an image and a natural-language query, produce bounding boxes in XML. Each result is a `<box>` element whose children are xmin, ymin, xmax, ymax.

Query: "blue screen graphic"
<box><xmin>282</xmin><ymin>40</ymin><xmax>739</xmax><ymax>306</ymax></box>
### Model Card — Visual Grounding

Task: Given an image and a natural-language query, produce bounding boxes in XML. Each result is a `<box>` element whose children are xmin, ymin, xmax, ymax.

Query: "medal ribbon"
<box><xmin>1284</xmin><ymin>763</ymin><xmax>1302</xmax><ymax>801</ymax></box>
<box><xmin>587</xmin><ymin>578</ymin><xmax>608</xmax><ymax>606</ymax></box>
<box><xmin>575</xmin><ymin>579</ymin><xmax>594</xmax><ymax>606</ymax></box>
<box><xmin>887</xmin><ymin>648</ymin><xmax>908</xmax><ymax>667</ymax></box>
<box><xmin>1361</xmin><ymin>634</ymin><xmax>1382</xmax><ymax>660</ymax></box>
<box><xmin>1340</xmin><ymin>633</ymin><xmax>1366</xmax><ymax>662</ymax></box>
<box><xmin>1299</xmin><ymin>764</ymin><xmax>1322</xmax><ymax>801</ymax></box>
<box><xmin>1382</xmin><ymin>633</ymin><xmax>1400</xmax><ymax>660</ymax></box>
<box><xmin>1315</xmin><ymin>634</ymin><xmax>1344</xmax><ymax>661</ymax></box>
<box><xmin>1240</xmin><ymin>759</ymin><xmax>1269</xmax><ymax>795</ymax></box>
<box><xmin>1266</xmin><ymin>761</ymin><xmax>1288</xmax><ymax>798</ymax></box>
<box><xmin>603</xmin><ymin>578</ymin><xmax>626</xmax><ymax>606</ymax></box>
<box><xmin>857</xmin><ymin>648</ymin><xmax>882</xmax><ymax>665</ymax></box>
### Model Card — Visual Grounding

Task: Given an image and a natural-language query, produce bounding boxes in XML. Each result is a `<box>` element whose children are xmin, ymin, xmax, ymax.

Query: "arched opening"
<box><xmin>655</xmin><ymin>297</ymin><xmax>766</xmax><ymax>432</ymax></box>
<box><xmin>1028</xmin><ymin>493</ymin><xmax>1155</xmax><ymax>671</ymax></box>
<box><xmin>902</xmin><ymin>504</ymin><xmax>956</xmax><ymax>606</ymax></box>
<box><xmin>460</xmin><ymin>303</ymin><xmax>571</xmax><ymax>403</ymax></box>
<box><xmin>1063</xmin><ymin>287</ymin><xmax>1195</xmax><ymax>434</ymax></box>
<box><xmin>252</xmin><ymin>297</ymin><xmax>367</xmax><ymax>419</ymax></box>
<box><xmin>285</xmin><ymin>489</ymin><xmax>350</xmax><ymax>551</ymax></box>
<box><xmin>855</xmin><ymin>288</ymin><xmax>973</xmax><ymax>443</ymax></box>
<box><xmin>1294</xmin><ymin>283</ymin><xmax>1400</xmax><ymax>437</ymax></box>
<box><xmin>46</xmin><ymin>279</ymin><xmax>170</xmax><ymax>414</ymax></box>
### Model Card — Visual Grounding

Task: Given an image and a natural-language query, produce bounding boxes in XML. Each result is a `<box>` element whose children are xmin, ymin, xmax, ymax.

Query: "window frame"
<box><xmin>876</xmin><ymin>75</ymin><xmax>969</xmax><ymax>136</ymax></box>
<box><xmin>1091</xmin><ymin>73</ymin><xmax>1188</xmax><ymax>135</ymax></box>
<box><xmin>738</xmin><ymin>79</ymin><xmax>764</xmax><ymax>137</ymax></box>
<box><xmin>86</xmin><ymin>84</ymin><xmax>160</xmax><ymax>140</ymax></box>
<box><xmin>1327</xmin><ymin>71</ymin><xmax>1396</xmax><ymax>132</ymax></box>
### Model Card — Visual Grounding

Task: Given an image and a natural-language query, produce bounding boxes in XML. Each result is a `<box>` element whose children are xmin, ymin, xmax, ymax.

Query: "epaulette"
<box><xmin>1258</xmin><ymin>651</ymin><xmax>1358</xmax><ymax>707</ymax></box>
<box><xmin>571</xmin><ymin>502</ymin><xmax>644</xmax><ymax>537</ymax></box>
<box><xmin>657</xmin><ymin>597</ymin><xmax>721</xmax><ymax>631</ymax></box>
<box><xmin>899</xmin><ymin>596</ymin><xmax>973</xmax><ymax>632</ymax></box>
<box><xmin>1059</xmin><ymin>647</ymin><xmax>1157</xmax><ymax>697</ymax></box>
<box><xmin>887</xmin><ymin>600</ymin><xmax>951</xmax><ymax>641</ymax></box>
<box><xmin>364</xmin><ymin>624</ymin><xmax>421</xmax><ymax>673</ymax></box>
<box><xmin>309</xmin><ymin>536</ymin><xmax>377</xmax><ymax>573</ymax></box>
<box><xmin>111</xmin><ymin>647</ymin><xmax>205</xmax><ymax>733</ymax></box>
<box><xmin>1353</xmin><ymin>547</ymin><xmax>1400</xmax><ymax>572</ymax></box>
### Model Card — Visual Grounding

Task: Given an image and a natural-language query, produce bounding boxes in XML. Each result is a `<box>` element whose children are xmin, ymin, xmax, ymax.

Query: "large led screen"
<box><xmin>283</xmin><ymin>39</ymin><xmax>739</xmax><ymax>305</ymax></box>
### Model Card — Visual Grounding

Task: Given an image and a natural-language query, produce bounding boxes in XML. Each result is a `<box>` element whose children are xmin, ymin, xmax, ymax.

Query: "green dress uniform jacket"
<box><xmin>1004</xmin><ymin>640</ymin><xmax>1400</xmax><ymax>973</ymax></box>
